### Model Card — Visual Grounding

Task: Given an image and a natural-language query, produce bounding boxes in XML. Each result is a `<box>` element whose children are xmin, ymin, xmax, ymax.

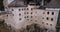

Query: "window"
<box><xmin>19</xmin><ymin>18</ymin><xmax>22</xmax><ymax>20</ymax></box>
<box><xmin>27</xmin><ymin>12</ymin><xmax>29</xmax><ymax>14</ymax></box>
<box><xmin>19</xmin><ymin>9</ymin><xmax>20</xmax><ymax>11</ymax></box>
<box><xmin>31</xmin><ymin>12</ymin><xmax>33</xmax><ymax>14</ymax></box>
<box><xmin>12</xmin><ymin>9</ymin><xmax>14</xmax><ymax>11</ymax></box>
<box><xmin>27</xmin><ymin>16</ymin><xmax>29</xmax><ymax>18</ymax></box>
<box><xmin>52</xmin><ymin>12</ymin><xmax>54</xmax><ymax>15</ymax></box>
<box><xmin>43</xmin><ymin>12</ymin><xmax>45</xmax><ymax>14</ymax></box>
<box><xmin>24</xmin><ymin>16</ymin><xmax>26</xmax><ymax>18</ymax></box>
<box><xmin>31</xmin><ymin>8</ymin><xmax>33</xmax><ymax>10</ymax></box>
<box><xmin>42</xmin><ymin>22</ymin><xmax>44</xmax><ymax>24</ymax></box>
<box><xmin>31</xmin><ymin>16</ymin><xmax>33</xmax><ymax>18</ymax></box>
<box><xmin>31</xmin><ymin>20</ymin><xmax>32</xmax><ymax>21</ymax></box>
<box><xmin>19</xmin><ymin>13</ymin><xmax>21</xmax><ymax>16</ymax></box>
<box><xmin>47</xmin><ymin>12</ymin><xmax>49</xmax><ymax>15</ymax></box>
<box><xmin>50</xmin><ymin>24</ymin><xmax>52</xmax><ymax>26</ymax></box>
<box><xmin>7</xmin><ymin>15</ymin><xmax>8</xmax><ymax>17</ymax></box>
<box><xmin>22</xmin><ymin>9</ymin><xmax>23</xmax><ymax>11</ymax></box>
<box><xmin>12</xmin><ymin>14</ymin><xmax>14</xmax><ymax>16</ymax></box>
<box><xmin>27</xmin><ymin>8</ymin><xmax>29</xmax><ymax>10</ymax></box>
<box><xmin>51</xmin><ymin>18</ymin><xmax>53</xmax><ymax>21</ymax></box>
<box><xmin>46</xmin><ymin>23</ymin><xmax>48</xmax><ymax>25</ymax></box>
<box><xmin>46</xmin><ymin>17</ymin><xmax>49</xmax><ymax>20</ymax></box>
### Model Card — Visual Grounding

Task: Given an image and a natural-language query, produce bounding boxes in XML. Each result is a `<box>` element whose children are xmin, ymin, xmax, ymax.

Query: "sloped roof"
<box><xmin>45</xmin><ymin>0</ymin><xmax>60</xmax><ymax>8</ymax></box>
<box><xmin>8</xmin><ymin>0</ymin><xmax>27</xmax><ymax>7</ymax></box>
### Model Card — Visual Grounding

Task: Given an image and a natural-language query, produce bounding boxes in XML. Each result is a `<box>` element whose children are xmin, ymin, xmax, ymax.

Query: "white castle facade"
<box><xmin>2</xmin><ymin>0</ymin><xmax>60</xmax><ymax>32</ymax></box>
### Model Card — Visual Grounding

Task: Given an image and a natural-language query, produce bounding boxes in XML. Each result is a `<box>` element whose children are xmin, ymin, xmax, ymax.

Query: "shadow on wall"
<box><xmin>0</xmin><ymin>0</ymin><xmax>4</xmax><ymax>11</ymax></box>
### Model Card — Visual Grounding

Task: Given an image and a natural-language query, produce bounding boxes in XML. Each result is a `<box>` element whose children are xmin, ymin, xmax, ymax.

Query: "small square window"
<box><xmin>19</xmin><ymin>13</ymin><xmax>21</xmax><ymax>16</ymax></box>
<box><xmin>51</xmin><ymin>18</ymin><xmax>53</xmax><ymax>21</ymax></box>
<box><xmin>31</xmin><ymin>20</ymin><xmax>32</xmax><ymax>21</ymax></box>
<box><xmin>7</xmin><ymin>15</ymin><xmax>8</xmax><ymax>17</ymax></box>
<box><xmin>24</xmin><ymin>12</ymin><xmax>26</xmax><ymax>14</ymax></box>
<box><xmin>12</xmin><ymin>9</ymin><xmax>14</xmax><ymax>11</ymax></box>
<box><xmin>31</xmin><ymin>16</ymin><xmax>33</xmax><ymax>18</ymax></box>
<box><xmin>22</xmin><ymin>9</ymin><xmax>23</xmax><ymax>11</ymax></box>
<box><xmin>31</xmin><ymin>8</ymin><xmax>33</xmax><ymax>10</ymax></box>
<box><xmin>27</xmin><ymin>16</ymin><xmax>29</xmax><ymax>18</ymax></box>
<box><xmin>12</xmin><ymin>14</ymin><xmax>14</xmax><ymax>16</ymax></box>
<box><xmin>24</xmin><ymin>16</ymin><xmax>26</xmax><ymax>18</ymax></box>
<box><xmin>24</xmin><ymin>8</ymin><xmax>26</xmax><ymax>10</ymax></box>
<box><xmin>19</xmin><ymin>18</ymin><xmax>22</xmax><ymax>20</ymax></box>
<box><xmin>46</xmin><ymin>23</ymin><xmax>48</xmax><ymax>25</ymax></box>
<box><xmin>50</xmin><ymin>24</ymin><xmax>52</xmax><ymax>26</ymax></box>
<box><xmin>19</xmin><ymin>9</ymin><xmax>20</xmax><ymax>11</ymax></box>
<box><xmin>47</xmin><ymin>12</ymin><xmax>49</xmax><ymax>15</ymax></box>
<box><xmin>43</xmin><ymin>12</ymin><xmax>45</xmax><ymax>14</ymax></box>
<box><xmin>27</xmin><ymin>12</ymin><xmax>29</xmax><ymax>14</ymax></box>
<box><xmin>27</xmin><ymin>8</ymin><xmax>29</xmax><ymax>10</ymax></box>
<box><xmin>31</xmin><ymin>12</ymin><xmax>33</xmax><ymax>14</ymax></box>
<box><xmin>52</xmin><ymin>12</ymin><xmax>54</xmax><ymax>15</ymax></box>
<box><xmin>46</xmin><ymin>17</ymin><xmax>49</xmax><ymax>20</ymax></box>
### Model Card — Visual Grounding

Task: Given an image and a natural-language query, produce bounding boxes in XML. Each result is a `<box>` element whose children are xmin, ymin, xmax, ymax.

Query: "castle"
<box><xmin>2</xmin><ymin>0</ymin><xmax>60</xmax><ymax>32</ymax></box>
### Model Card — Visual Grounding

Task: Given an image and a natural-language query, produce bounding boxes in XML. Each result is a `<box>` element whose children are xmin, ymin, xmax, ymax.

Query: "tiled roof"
<box><xmin>45</xmin><ymin>0</ymin><xmax>60</xmax><ymax>8</ymax></box>
<box><xmin>8</xmin><ymin>0</ymin><xmax>27</xmax><ymax>7</ymax></box>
